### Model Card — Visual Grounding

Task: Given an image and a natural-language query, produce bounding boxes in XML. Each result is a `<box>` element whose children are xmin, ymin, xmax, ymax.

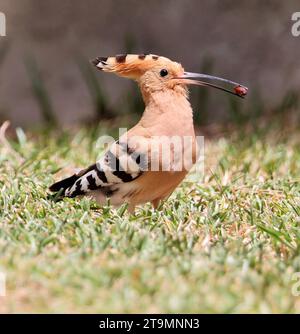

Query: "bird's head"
<box><xmin>92</xmin><ymin>54</ymin><xmax>248</xmax><ymax>99</ymax></box>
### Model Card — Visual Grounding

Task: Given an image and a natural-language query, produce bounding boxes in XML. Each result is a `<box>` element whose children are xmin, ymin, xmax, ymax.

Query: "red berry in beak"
<box><xmin>234</xmin><ymin>85</ymin><xmax>248</xmax><ymax>97</ymax></box>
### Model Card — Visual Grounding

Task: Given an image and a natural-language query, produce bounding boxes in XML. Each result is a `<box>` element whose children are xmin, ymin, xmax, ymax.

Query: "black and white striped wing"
<box><xmin>49</xmin><ymin>141</ymin><xmax>147</xmax><ymax>198</ymax></box>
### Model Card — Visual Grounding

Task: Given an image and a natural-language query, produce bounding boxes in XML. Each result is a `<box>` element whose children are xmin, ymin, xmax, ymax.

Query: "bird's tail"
<box><xmin>49</xmin><ymin>141</ymin><xmax>144</xmax><ymax>199</ymax></box>
<box><xmin>49</xmin><ymin>173</ymin><xmax>82</xmax><ymax>198</ymax></box>
<box><xmin>49</xmin><ymin>160</ymin><xmax>114</xmax><ymax>198</ymax></box>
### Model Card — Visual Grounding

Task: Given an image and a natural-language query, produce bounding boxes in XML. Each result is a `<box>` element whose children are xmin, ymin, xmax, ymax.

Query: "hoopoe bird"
<box><xmin>50</xmin><ymin>54</ymin><xmax>247</xmax><ymax>213</ymax></box>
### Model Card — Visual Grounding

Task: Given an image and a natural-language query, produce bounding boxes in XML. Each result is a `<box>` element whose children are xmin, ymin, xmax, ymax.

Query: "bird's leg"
<box><xmin>127</xmin><ymin>204</ymin><xmax>136</xmax><ymax>214</ymax></box>
<box><xmin>151</xmin><ymin>198</ymin><xmax>161</xmax><ymax>210</ymax></box>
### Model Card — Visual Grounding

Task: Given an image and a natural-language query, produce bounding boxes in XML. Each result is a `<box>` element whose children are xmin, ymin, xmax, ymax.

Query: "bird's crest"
<box><xmin>91</xmin><ymin>54</ymin><xmax>174</xmax><ymax>79</ymax></box>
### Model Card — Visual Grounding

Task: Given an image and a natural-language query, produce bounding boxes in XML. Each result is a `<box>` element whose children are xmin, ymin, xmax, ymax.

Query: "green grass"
<box><xmin>0</xmin><ymin>121</ymin><xmax>300</xmax><ymax>313</ymax></box>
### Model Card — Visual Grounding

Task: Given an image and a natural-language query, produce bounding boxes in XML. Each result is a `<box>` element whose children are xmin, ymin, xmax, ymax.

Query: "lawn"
<box><xmin>0</xmin><ymin>120</ymin><xmax>300</xmax><ymax>313</ymax></box>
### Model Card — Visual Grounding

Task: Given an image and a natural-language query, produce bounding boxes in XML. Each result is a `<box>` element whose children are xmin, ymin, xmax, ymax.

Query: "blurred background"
<box><xmin>0</xmin><ymin>0</ymin><xmax>299</xmax><ymax>129</ymax></box>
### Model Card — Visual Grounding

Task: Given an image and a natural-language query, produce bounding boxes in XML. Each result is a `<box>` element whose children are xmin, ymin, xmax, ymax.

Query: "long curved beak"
<box><xmin>177</xmin><ymin>72</ymin><xmax>248</xmax><ymax>98</ymax></box>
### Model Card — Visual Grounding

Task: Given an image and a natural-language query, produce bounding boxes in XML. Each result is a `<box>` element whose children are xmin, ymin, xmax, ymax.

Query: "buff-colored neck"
<box><xmin>138</xmin><ymin>87</ymin><xmax>195</xmax><ymax>136</ymax></box>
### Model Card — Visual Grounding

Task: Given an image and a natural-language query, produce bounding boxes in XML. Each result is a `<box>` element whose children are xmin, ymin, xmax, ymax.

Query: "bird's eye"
<box><xmin>160</xmin><ymin>69</ymin><xmax>168</xmax><ymax>77</ymax></box>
